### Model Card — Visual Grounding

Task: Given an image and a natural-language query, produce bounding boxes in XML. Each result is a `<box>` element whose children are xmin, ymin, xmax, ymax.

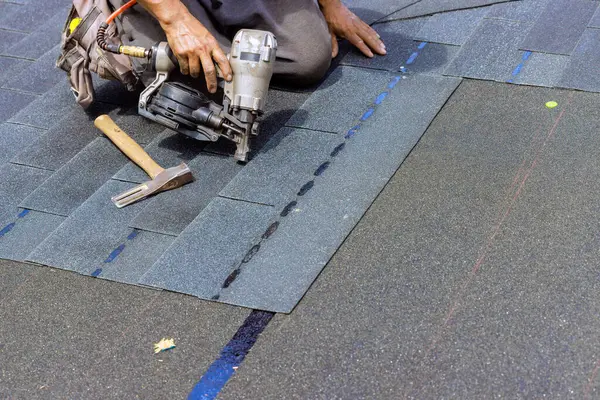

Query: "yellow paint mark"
<box><xmin>545</xmin><ymin>101</ymin><xmax>558</xmax><ymax>109</ymax></box>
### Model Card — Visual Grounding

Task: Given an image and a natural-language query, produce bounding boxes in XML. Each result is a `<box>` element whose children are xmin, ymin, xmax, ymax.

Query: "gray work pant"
<box><xmin>110</xmin><ymin>0</ymin><xmax>332</xmax><ymax>86</ymax></box>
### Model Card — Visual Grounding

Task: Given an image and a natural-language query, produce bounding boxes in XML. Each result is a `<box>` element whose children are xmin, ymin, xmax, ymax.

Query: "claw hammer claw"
<box><xmin>94</xmin><ymin>114</ymin><xmax>194</xmax><ymax>208</ymax></box>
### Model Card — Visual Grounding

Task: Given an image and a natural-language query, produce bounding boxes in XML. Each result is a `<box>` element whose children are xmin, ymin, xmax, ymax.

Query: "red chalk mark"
<box><xmin>406</xmin><ymin>93</ymin><xmax>575</xmax><ymax>398</ymax></box>
<box><xmin>584</xmin><ymin>359</ymin><xmax>600</xmax><ymax>399</ymax></box>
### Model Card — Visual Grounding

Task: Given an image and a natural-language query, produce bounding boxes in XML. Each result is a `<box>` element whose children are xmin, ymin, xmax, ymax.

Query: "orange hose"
<box><xmin>106</xmin><ymin>0</ymin><xmax>137</xmax><ymax>24</ymax></box>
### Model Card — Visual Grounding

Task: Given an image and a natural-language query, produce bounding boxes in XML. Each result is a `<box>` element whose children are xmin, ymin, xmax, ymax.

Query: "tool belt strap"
<box><xmin>56</xmin><ymin>0</ymin><xmax>138</xmax><ymax>109</ymax></box>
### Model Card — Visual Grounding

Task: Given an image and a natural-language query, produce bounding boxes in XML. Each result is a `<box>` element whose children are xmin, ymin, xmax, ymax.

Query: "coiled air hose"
<box><xmin>97</xmin><ymin>0</ymin><xmax>151</xmax><ymax>58</ymax></box>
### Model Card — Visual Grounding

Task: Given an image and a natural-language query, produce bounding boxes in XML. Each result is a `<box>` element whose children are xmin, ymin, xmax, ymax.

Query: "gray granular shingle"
<box><xmin>519</xmin><ymin>0</ymin><xmax>598</xmax><ymax>55</ymax></box>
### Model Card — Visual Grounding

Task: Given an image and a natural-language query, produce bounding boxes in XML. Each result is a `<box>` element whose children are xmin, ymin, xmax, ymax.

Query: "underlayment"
<box><xmin>0</xmin><ymin>260</ymin><xmax>250</xmax><ymax>400</ymax></box>
<box><xmin>1</xmin><ymin>0</ymin><xmax>600</xmax><ymax>314</ymax></box>
<box><xmin>220</xmin><ymin>80</ymin><xmax>600</xmax><ymax>400</ymax></box>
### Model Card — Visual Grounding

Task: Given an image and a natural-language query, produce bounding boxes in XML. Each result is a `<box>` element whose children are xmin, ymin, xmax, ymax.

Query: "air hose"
<box><xmin>97</xmin><ymin>0</ymin><xmax>151</xmax><ymax>58</ymax></box>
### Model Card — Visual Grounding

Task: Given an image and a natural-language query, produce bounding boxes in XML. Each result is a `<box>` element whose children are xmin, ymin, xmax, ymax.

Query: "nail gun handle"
<box><xmin>94</xmin><ymin>115</ymin><xmax>165</xmax><ymax>179</ymax></box>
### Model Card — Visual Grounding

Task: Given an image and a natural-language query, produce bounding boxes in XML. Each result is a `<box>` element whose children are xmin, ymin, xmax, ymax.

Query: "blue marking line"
<box><xmin>418</xmin><ymin>41</ymin><xmax>427</xmax><ymax>50</ymax></box>
<box><xmin>104</xmin><ymin>244</ymin><xmax>125</xmax><ymax>263</ymax></box>
<box><xmin>508</xmin><ymin>51</ymin><xmax>533</xmax><ymax>82</ymax></box>
<box><xmin>188</xmin><ymin>310</ymin><xmax>274</xmax><ymax>400</ymax></box>
<box><xmin>0</xmin><ymin>222</ymin><xmax>16</xmax><ymax>238</ymax></box>
<box><xmin>388</xmin><ymin>76</ymin><xmax>401</xmax><ymax>89</ymax></box>
<box><xmin>406</xmin><ymin>52</ymin><xmax>419</xmax><ymax>65</ymax></box>
<box><xmin>512</xmin><ymin>63</ymin><xmax>523</xmax><ymax>76</ymax></box>
<box><xmin>94</xmin><ymin>229</ymin><xmax>141</xmax><ymax>276</ymax></box>
<box><xmin>374</xmin><ymin>92</ymin><xmax>388</xmax><ymax>105</ymax></box>
<box><xmin>314</xmin><ymin>161</ymin><xmax>330</xmax><ymax>177</ymax></box>
<box><xmin>0</xmin><ymin>209</ymin><xmax>31</xmax><ymax>238</ymax></box>
<box><xmin>17</xmin><ymin>209</ymin><xmax>29</xmax><ymax>218</ymax></box>
<box><xmin>345</xmin><ymin>125</ymin><xmax>360</xmax><ymax>139</ymax></box>
<box><xmin>91</xmin><ymin>268</ymin><xmax>102</xmax><ymax>277</ymax></box>
<box><xmin>360</xmin><ymin>108</ymin><xmax>375</xmax><ymax>121</ymax></box>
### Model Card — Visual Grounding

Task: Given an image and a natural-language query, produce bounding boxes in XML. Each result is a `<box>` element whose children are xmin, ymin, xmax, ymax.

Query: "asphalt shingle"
<box><xmin>26</xmin><ymin>180</ymin><xmax>172</xmax><ymax>282</ymax></box>
<box><xmin>0</xmin><ymin>29</ymin><xmax>27</xmax><ymax>53</ymax></box>
<box><xmin>219</xmin><ymin>73</ymin><xmax>461</xmax><ymax>312</ymax></box>
<box><xmin>558</xmin><ymin>29</ymin><xmax>600</xmax><ymax>93</ymax></box>
<box><xmin>10</xmin><ymin>102</ymin><xmax>117</xmax><ymax>171</ymax></box>
<box><xmin>380</xmin><ymin>0</ymin><xmax>512</xmax><ymax>22</ymax></box>
<box><xmin>0</xmin><ymin>88</ymin><xmax>37</xmax><ymax>123</ymax></box>
<box><xmin>2</xmin><ymin>6</ymin><xmax>67</xmax><ymax>60</ymax></box>
<box><xmin>415</xmin><ymin>8</ymin><xmax>490</xmax><ymax>46</ymax></box>
<box><xmin>341</xmin><ymin>18</ymin><xmax>426</xmax><ymax>72</ymax></box>
<box><xmin>286</xmin><ymin>66</ymin><xmax>398</xmax><ymax>133</ymax></box>
<box><xmin>129</xmin><ymin>152</ymin><xmax>243</xmax><ymax>236</ymax></box>
<box><xmin>19</xmin><ymin>137</ymin><xmax>129</xmax><ymax>216</ymax></box>
<box><xmin>138</xmin><ymin>197</ymin><xmax>276</xmax><ymax>300</ymax></box>
<box><xmin>0</xmin><ymin>163</ymin><xmax>52</xmax><ymax>205</ymax></box>
<box><xmin>219</xmin><ymin>127</ymin><xmax>341</xmax><ymax>208</ymax></box>
<box><xmin>512</xmin><ymin>52</ymin><xmax>570</xmax><ymax>88</ymax></box>
<box><xmin>8</xmin><ymin>80</ymin><xmax>79</xmax><ymax>129</ymax></box>
<box><xmin>487</xmin><ymin>0</ymin><xmax>549</xmax><ymax>22</ymax></box>
<box><xmin>590</xmin><ymin>6</ymin><xmax>600</xmax><ymax>28</ymax></box>
<box><xmin>0</xmin><ymin>0</ymin><xmax>68</xmax><ymax>33</ymax></box>
<box><xmin>342</xmin><ymin>0</ymin><xmax>419</xmax><ymax>24</ymax></box>
<box><xmin>443</xmin><ymin>18</ymin><xmax>529</xmax><ymax>82</ymax></box>
<box><xmin>519</xmin><ymin>0</ymin><xmax>598</xmax><ymax>55</ymax></box>
<box><xmin>112</xmin><ymin>128</ymin><xmax>205</xmax><ymax>183</ymax></box>
<box><xmin>2</xmin><ymin>45</ymin><xmax>65</xmax><ymax>94</ymax></box>
<box><xmin>0</xmin><ymin>208</ymin><xmax>64</xmax><ymax>262</ymax></box>
<box><xmin>0</xmin><ymin>122</ymin><xmax>45</xmax><ymax>165</ymax></box>
<box><xmin>0</xmin><ymin>56</ymin><xmax>33</xmax><ymax>87</ymax></box>
<box><xmin>89</xmin><ymin>228</ymin><xmax>175</xmax><ymax>284</ymax></box>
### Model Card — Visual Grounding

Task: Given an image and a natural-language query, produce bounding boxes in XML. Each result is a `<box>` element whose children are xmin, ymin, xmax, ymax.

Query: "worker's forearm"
<box><xmin>136</xmin><ymin>0</ymin><xmax>192</xmax><ymax>28</ymax></box>
<box><xmin>318</xmin><ymin>0</ymin><xmax>342</xmax><ymax>9</ymax></box>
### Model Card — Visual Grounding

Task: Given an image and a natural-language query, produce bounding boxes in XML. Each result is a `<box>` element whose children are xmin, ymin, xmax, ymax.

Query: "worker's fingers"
<box><xmin>331</xmin><ymin>32</ymin><xmax>339</xmax><ymax>58</ymax></box>
<box><xmin>178</xmin><ymin>56</ymin><xmax>190</xmax><ymax>76</ymax></box>
<box><xmin>358</xmin><ymin>23</ymin><xmax>386</xmax><ymax>55</ymax></box>
<box><xmin>188</xmin><ymin>55</ymin><xmax>201</xmax><ymax>78</ymax></box>
<box><xmin>211</xmin><ymin>46</ymin><xmax>232</xmax><ymax>81</ymax></box>
<box><xmin>199</xmin><ymin>52</ymin><xmax>218</xmax><ymax>93</ymax></box>
<box><xmin>348</xmin><ymin>33</ymin><xmax>373</xmax><ymax>58</ymax></box>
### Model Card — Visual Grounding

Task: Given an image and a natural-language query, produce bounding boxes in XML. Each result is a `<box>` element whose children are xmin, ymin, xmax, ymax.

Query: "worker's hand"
<box><xmin>320</xmin><ymin>1</ymin><xmax>386</xmax><ymax>58</ymax></box>
<box><xmin>161</xmin><ymin>13</ymin><xmax>232</xmax><ymax>93</ymax></box>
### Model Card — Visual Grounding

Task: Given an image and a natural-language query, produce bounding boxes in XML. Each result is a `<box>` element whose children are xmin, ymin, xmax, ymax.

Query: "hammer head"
<box><xmin>112</xmin><ymin>163</ymin><xmax>194</xmax><ymax>208</ymax></box>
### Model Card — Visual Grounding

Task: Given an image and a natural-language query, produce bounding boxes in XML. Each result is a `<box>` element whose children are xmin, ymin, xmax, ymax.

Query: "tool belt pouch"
<box><xmin>56</xmin><ymin>0</ymin><xmax>137</xmax><ymax>109</ymax></box>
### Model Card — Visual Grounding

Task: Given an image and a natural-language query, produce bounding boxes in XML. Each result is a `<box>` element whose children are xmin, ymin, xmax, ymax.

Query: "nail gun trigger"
<box><xmin>251</xmin><ymin>121</ymin><xmax>259</xmax><ymax>137</ymax></box>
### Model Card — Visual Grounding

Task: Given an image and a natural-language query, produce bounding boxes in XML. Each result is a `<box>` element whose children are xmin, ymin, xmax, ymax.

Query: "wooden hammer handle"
<box><xmin>94</xmin><ymin>114</ymin><xmax>165</xmax><ymax>179</ymax></box>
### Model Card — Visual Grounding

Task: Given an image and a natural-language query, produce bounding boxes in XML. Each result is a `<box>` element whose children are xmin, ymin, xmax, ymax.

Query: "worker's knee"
<box><xmin>290</xmin><ymin>36</ymin><xmax>332</xmax><ymax>85</ymax></box>
<box><xmin>274</xmin><ymin>15</ymin><xmax>332</xmax><ymax>85</ymax></box>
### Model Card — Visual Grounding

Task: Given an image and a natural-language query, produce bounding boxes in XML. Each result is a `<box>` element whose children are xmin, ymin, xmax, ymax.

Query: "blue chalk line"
<box><xmin>188</xmin><ymin>311</ymin><xmax>274</xmax><ymax>400</ymax></box>
<box><xmin>0</xmin><ymin>209</ymin><xmax>31</xmax><ymax>238</ymax></box>
<box><xmin>92</xmin><ymin>229</ymin><xmax>140</xmax><ymax>277</ymax></box>
<box><xmin>508</xmin><ymin>51</ymin><xmax>533</xmax><ymax>83</ymax></box>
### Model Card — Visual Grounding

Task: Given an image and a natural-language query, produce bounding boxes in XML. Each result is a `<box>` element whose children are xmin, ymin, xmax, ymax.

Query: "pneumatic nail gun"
<box><xmin>97</xmin><ymin>1</ymin><xmax>277</xmax><ymax>161</ymax></box>
<box><xmin>138</xmin><ymin>30</ymin><xmax>277</xmax><ymax>162</ymax></box>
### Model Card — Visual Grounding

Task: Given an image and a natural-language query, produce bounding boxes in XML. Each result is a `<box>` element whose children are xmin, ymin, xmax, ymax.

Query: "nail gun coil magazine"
<box><xmin>147</xmin><ymin>82</ymin><xmax>211</xmax><ymax>131</ymax></box>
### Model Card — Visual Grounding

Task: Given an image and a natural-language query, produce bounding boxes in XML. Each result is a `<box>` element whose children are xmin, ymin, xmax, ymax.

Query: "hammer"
<box><xmin>94</xmin><ymin>114</ymin><xmax>193</xmax><ymax>208</ymax></box>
